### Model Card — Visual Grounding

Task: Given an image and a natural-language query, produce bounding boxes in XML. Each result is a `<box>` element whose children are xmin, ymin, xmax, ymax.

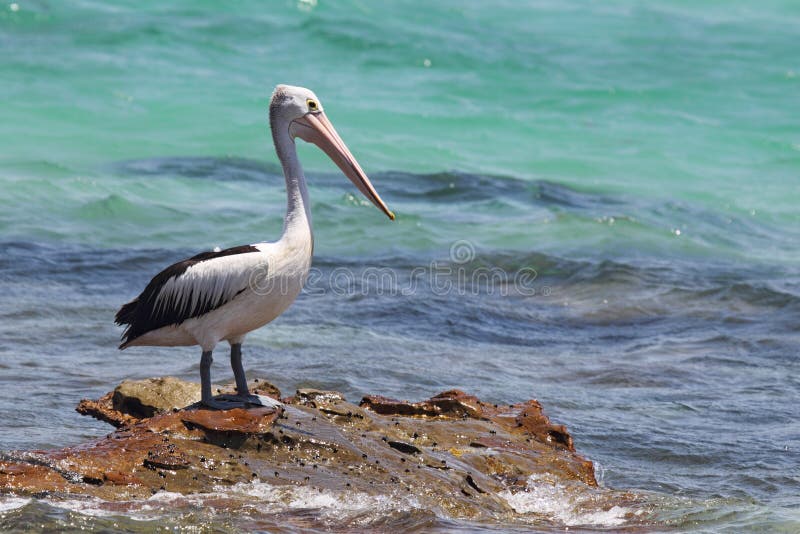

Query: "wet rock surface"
<box><xmin>1</xmin><ymin>378</ymin><xmax>605</xmax><ymax>522</ymax></box>
<box><xmin>112</xmin><ymin>377</ymin><xmax>201</xmax><ymax>419</ymax></box>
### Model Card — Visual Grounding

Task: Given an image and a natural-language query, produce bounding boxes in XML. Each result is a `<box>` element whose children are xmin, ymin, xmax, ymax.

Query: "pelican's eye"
<box><xmin>306</xmin><ymin>99</ymin><xmax>319</xmax><ymax>111</ymax></box>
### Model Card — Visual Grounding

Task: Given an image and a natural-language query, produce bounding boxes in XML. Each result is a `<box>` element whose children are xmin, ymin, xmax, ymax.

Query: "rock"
<box><xmin>143</xmin><ymin>443</ymin><xmax>190</xmax><ymax>470</ymax></box>
<box><xmin>178</xmin><ymin>407</ymin><xmax>283</xmax><ymax>448</ymax></box>
<box><xmin>76</xmin><ymin>392</ymin><xmax>138</xmax><ymax>428</ymax></box>
<box><xmin>112</xmin><ymin>377</ymin><xmax>201</xmax><ymax>418</ymax></box>
<box><xmin>77</xmin><ymin>377</ymin><xmax>282</xmax><ymax>427</ymax></box>
<box><xmin>361</xmin><ymin>389</ymin><xmax>484</xmax><ymax>418</ymax></box>
<box><xmin>0</xmin><ymin>378</ymin><xmax>603</xmax><ymax>521</ymax></box>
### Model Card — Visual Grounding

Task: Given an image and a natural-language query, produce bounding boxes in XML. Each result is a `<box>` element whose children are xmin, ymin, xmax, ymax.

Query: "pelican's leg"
<box><xmin>200</xmin><ymin>350</ymin><xmax>218</xmax><ymax>407</ymax></box>
<box><xmin>217</xmin><ymin>343</ymin><xmax>283</xmax><ymax>408</ymax></box>
<box><xmin>216</xmin><ymin>343</ymin><xmax>253</xmax><ymax>403</ymax></box>
<box><xmin>199</xmin><ymin>350</ymin><xmax>238</xmax><ymax>410</ymax></box>
<box><xmin>231</xmin><ymin>343</ymin><xmax>251</xmax><ymax>397</ymax></box>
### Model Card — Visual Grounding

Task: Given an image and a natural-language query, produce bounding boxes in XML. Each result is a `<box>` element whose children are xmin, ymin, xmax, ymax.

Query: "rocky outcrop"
<box><xmin>112</xmin><ymin>377</ymin><xmax>201</xmax><ymax>418</ymax></box>
<box><xmin>0</xmin><ymin>377</ymin><xmax>599</xmax><ymax>520</ymax></box>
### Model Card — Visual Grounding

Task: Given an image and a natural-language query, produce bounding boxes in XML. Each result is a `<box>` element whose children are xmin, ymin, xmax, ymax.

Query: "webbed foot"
<box><xmin>212</xmin><ymin>393</ymin><xmax>284</xmax><ymax>409</ymax></box>
<box><xmin>200</xmin><ymin>396</ymin><xmax>248</xmax><ymax>410</ymax></box>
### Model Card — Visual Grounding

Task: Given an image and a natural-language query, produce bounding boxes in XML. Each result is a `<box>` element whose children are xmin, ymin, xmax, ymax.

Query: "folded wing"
<box><xmin>116</xmin><ymin>245</ymin><xmax>263</xmax><ymax>348</ymax></box>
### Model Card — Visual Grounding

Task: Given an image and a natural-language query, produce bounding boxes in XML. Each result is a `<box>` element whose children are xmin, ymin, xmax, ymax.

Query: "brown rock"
<box><xmin>77</xmin><ymin>377</ymin><xmax>283</xmax><ymax>429</ymax></box>
<box><xmin>360</xmin><ymin>389</ymin><xmax>485</xmax><ymax>418</ymax></box>
<box><xmin>112</xmin><ymin>377</ymin><xmax>201</xmax><ymax>418</ymax></box>
<box><xmin>76</xmin><ymin>391</ymin><xmax>139</xmax><ymax>428</ymax></box>
<box><xmin>179</xmin><ymin>407</ymin><xmax>282</xmax><ymax>448</ymax></box>
<box><xmin>143</xmin><ymin>443</ymin><xmax>191</xmax><ymax>471</ymax></box>
<box><xmin>513</xmin><ymin>400</ymin><xmax>574</xmax><ymax>451</ymax></box>
<box><xmin>0</xmin><ymin>378</ymin><xmax>603</xmax><ymax>520</ymax></box>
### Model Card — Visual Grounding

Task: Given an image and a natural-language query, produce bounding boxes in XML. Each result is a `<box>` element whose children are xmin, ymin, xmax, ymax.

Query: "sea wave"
<box><xmin>3</xmin><ymin>240</ymin><xmax>798</xmax><ymax>322</ymax></box>
<box><xmin>498</xmin><ymin>474</ymin><xmax>640</xmax><ymax>527</ymax></box>
<box><xmin>0</xmin><ymin>496</ymin><xmax>31</xmax><ymax>514</ymax></box>
<box><xmin>2</xmin><ymin>478</ymin><xmax>646</xmax><ymax>531</ymax></box>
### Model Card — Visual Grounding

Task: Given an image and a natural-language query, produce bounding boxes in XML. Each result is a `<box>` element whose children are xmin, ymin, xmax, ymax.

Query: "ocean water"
<box><xmin>1</xmin><ymin>0</ymin><xmax>799</xmax><ymax>531</ymax></box>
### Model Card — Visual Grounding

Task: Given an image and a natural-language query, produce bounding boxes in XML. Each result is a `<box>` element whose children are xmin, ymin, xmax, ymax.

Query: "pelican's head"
<box><xmin>270</xmin><ymin>84</ymin><xmax>395</xmax><ymax>220</ymax></box>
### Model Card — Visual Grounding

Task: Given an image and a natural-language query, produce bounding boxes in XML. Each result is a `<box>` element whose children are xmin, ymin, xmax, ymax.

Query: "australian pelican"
<box><xmin>115</xmin><ymin>85</ymin><xmax>394</xmax><ymax>409</ymax></box>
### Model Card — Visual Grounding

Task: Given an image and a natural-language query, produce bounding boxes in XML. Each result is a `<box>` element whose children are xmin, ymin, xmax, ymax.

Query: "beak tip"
<box><xmin>387</xmin><ymin>211</ymin><xmax>396</xmax><ymax>221</ymax></box>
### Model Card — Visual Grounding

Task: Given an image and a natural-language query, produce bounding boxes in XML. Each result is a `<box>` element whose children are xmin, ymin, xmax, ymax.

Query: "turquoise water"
<box><xmin>1</xmin><ymin>1</ymin><xmax>799</xmax><ymax>531</ymax></box>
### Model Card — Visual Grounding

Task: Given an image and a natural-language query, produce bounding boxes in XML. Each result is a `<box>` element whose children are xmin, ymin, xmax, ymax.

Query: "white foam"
<box><xmin>0</xmin><ymin>496</ymin><xmax>31</xmax><ymax>513</ymax></box>
<box><xmin>498</xmin><ymin>474</ymin><xmax>631</xmax><ymax>527</ymax></box>
<box><xmin>48</xmin><ymin>498</ymin><xmax>118</xmax><ymax>518</ymax></box>
<box><xmin>47</xmin><ymin>492</ymin><xmax>217</xmax><ymax>522</ymax></box>
<box><xmin>145</xmin><ymin>490</ymin><xmax>186</xmax><ymax>503</ymax></box>
<box><xmin>223</xmin><ymin>480</ymin><xmax>418</xmax><ymax>520</ymax></box>
<box><xmin>33</xmin><ymin>481</ymin><xmax>416</xmax><ymax>524</ymax></box>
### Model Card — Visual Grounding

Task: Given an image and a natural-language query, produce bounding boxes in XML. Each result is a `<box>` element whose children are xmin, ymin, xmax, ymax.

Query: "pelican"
<box><xmin>115</xmin><ymin>85</ymin><xmax>394</xmax><ymax>409</ymax></box>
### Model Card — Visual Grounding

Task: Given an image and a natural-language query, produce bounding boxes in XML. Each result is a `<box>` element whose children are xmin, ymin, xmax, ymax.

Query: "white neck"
<box><xmin>273</xmin><ymin>126</ymin><xmax>313</xmax><ymax>248</ymax></box>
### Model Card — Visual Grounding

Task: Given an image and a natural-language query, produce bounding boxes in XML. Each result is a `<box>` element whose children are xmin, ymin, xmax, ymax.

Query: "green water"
<box><xmin>2</xmin><ymin>1</ymin><xmax>799</xmax><ymax>255</ymax></box>
<box><xmin>1</xmin><ymin>1</ymin><xmax>799</xmax><ymax>532</ymax></box>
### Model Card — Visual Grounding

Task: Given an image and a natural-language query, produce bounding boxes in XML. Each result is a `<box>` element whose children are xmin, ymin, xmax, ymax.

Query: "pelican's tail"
<box><xmin>115</xmin><ymin>298</ymin><xmax>139</xmax><ymax>349</ymax></box>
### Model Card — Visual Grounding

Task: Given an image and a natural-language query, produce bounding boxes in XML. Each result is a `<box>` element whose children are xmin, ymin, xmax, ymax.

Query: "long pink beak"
<box><xmin>291</xmin><ymin>112</ymin><xmax>395</xmax><ymax>220</ymax></box>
